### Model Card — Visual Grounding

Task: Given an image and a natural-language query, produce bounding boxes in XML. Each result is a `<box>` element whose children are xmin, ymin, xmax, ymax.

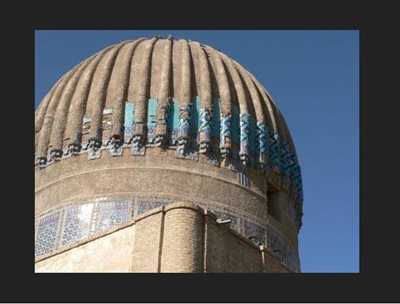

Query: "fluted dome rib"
<box><xmin>35</xmin><ymin>37</ymin><xmax>295</xmax><ymax>157</ymax></box>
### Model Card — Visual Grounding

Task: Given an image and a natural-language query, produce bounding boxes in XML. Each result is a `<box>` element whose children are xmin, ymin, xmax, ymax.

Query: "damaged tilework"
<box><xmin>137</xmin><ymin>200</ymin><xmax>165</xmax><ymax>215</ymax></box>
<box><xmin>61</xmin><ymin>203</ymin><xmax>93</xmax><ymax>247</ymax></box>
<box><xmin>211</xmin><ymin>209</ymin><xmax>240</xmax><ymax>233</ymax></box>
<box><xmin>244</xmin><ymin>220</ymin><xmax>266</xmax><ymax>245</ymax></box>
<box><xmin>95</xmin><ymin>200</ymin><xmax>131</xmax><ymax>233</ymax></box>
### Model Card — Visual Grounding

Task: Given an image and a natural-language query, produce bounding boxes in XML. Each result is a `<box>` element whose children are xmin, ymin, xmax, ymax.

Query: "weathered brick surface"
<box><xmin>262</xmin><ymin>249</ymin><xmax>291</xmax><ymax>273</ymax></box>
<box><xmin>160</xmin><ymin>205</ymin><xmax>204</xmax><ymax>272</ymax></box>
<box><xmin>35</xmin><ymin>151</ymin><xmax>270</xmax><ymax>231</ymax></box>
<box><xmin>205</xmin><ymin>216</ymin><xmax>263</xmax><ymax>272</ymax></box>
<box><xmin>130</xmin><ymin>209</ymin><xmax>163</xmax><ymax>272</ymax></box>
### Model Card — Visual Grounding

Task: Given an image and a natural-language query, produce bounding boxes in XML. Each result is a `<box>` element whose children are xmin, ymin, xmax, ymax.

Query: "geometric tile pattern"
<box><xmin>256</xmin><ymin>121</ymin><xmax>267</xmax><ymax>158</ymax></box>
<box><xmin>239</xmin><ymin>113</ymin><xmax>251</xmax><ymax>156</ymax></box>
<box><xmin>137</xmin><ymin>200</ymin><xmax>164</xmax><ymax>216</ymax></box>
<box><xmin>268</xmin><ymin>131</ymin><xmax>281</xmax><ymax>171</ymax></box>
<box><xmin>220</xmin><ymin>113</ymin><xmax>232</xmax><ymax>145</ymax></box>
<box><xmin>61</xmin><ymin>203</ymin><xmax>93</xmax><ymax>247</ymax></box>
<box><xmin>35</xmin><ymin>211</ymin><xmax>60</xmax><ymax>257</ymax></box>
<box><xmin>95</xmin><ymin>200</ymin><xmax>131</xmax><ymax>233</ymax></box>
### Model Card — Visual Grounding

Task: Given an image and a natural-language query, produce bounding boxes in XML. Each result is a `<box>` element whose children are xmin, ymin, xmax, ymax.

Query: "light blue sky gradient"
<box><xmin>35</xmin><ymin>30</ymin><xmax>359</xmax><ymax>272</ymax></box>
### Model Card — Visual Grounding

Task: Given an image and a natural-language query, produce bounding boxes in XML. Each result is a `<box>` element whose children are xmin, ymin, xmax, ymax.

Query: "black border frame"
<box><xmin>2</xmin><ymin>1</ymin><xmax>399</xmax><ymax>302</ymax></box>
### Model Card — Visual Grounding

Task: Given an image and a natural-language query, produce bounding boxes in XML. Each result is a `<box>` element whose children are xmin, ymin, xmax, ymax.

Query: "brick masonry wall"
<box><xmin>130</xmin><ymin>208</ymin><xmax>164</xmax><ymax>272</ymax></box>
<box><xmin>35</xmin><ymin>149</ymin><xmax>300</xmax><ymax>256</ymax></box>
<box><xmin>160</xmin><ymin>204</ymin><xmax>204</xmax><ymax>272</ymax></box>
<box><xmin>204</xmin><ymin>215</ymin><xmax>263</xmax><ymax>272</ymax></box>
<box><xmin>35</xmin><ymin>202</ymin><xmax>294</xmax><ymax>273</ymax></box>
<box><xmin>262</xmin><ymin>249</ymin><xmax>290</xmax><ymax>273</ymax></box>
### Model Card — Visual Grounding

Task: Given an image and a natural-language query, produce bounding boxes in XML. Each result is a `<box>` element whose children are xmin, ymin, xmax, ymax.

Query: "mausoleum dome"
<box><xmin>35</xmin><ymin>37</ymin><xmax>303</xmax><ymax>272</ymax></box>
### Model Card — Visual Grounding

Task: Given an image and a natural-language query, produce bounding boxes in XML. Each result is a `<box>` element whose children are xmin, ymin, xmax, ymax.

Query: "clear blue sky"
<box><xmin>35</xmin><ymin>30</ymin><xmax>359</xmax><ymax>273</ymax></box>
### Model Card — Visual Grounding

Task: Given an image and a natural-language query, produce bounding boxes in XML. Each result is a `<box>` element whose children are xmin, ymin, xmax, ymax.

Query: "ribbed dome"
<box><xmin>35</xmin><ymin>37</ymin><xmax>297</xmax><ymax>155</ymax></box>
<box><xmin>35</xmin><ymin>36</ymin><xmax>304</xmax><ymax>253</ymax></box>
<box><xmin>34</xmin><ymin>37</ymin><xmax>303</xmax><ymax>224</ymax></box>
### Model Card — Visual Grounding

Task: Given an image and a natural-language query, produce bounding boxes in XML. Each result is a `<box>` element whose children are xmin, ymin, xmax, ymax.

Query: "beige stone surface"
<box><xmin>35</xmin><ymin>225</ymin><xmax>135</xmax><ymax>272</ymax></box>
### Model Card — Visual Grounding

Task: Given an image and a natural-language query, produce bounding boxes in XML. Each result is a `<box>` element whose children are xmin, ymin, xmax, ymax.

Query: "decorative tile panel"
<box><xmin>244</xmin><ymin>221</ymin><xmax>266</xmax><ymax>245</ymax></box>
<box><xmin>35</xmin><ymin>211</ymin><xmax>60</xmax><ymax>257</ymax></box>
<box><xmin>199</xmin><ymin>107</ymin><xmax>212</xmax><ymax>152</ymax></box>
<box><xmin>239</xmin><ymin>113</ymin><xmax>250</xmax><ymax>156</ymax></box>
<box><xmin>220</xmin><ymin>114</ymin><xmax>232</xmax><ymax>143</ymax></box>
<box><xmin>137</xmin><ymin>199</ymin><xmax>164</xmax><ymax>215</ymax></box>
<box><xmin>268</xmin><ymin>131</ymin><xmax>280</xmax><ymax>171</ymax></box>
<box><xmin>95</xmin><ymin>200</ymin><xmax>131</xmax><ymax>233</ymax></box>
<box><xmin>191</xmin><ymin>96</ymin><xmax>201</xmax><ymax>140</ymax></box>
<box><xmin>124</xmin><ymin>102</ymin><xmax>135</xmax><ymax>140</ymax></box>
<box><xmin>61</xmin><ymin>203</ymin><xmax>94</xmax><ymax>247</ymax></box>
<box><xmin>177</xmin><ymin>104</ymin><xmax>192</xmax><ymax>139</ymax></box>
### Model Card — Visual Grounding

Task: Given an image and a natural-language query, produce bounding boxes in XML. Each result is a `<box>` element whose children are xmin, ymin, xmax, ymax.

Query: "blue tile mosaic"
<box><xmin>178</xmin><ymin>104</ymin><xmax>192</xmax><ymax>139</ymax></box>
<box><xmin>239</xmin><ymin>113</ymin><xmax>250</xmax><ymax>156</ymax></box>
<box><xmin>268</xmin><ymin>131</ymin><xmax>280</xmax><ymax>171</ymax></box>
<box><xmin>137</xmin><ymin>200</ymin><xmax>164</xmax><ymax>215</ymax></box>
<box><xmin>191</xmin><ymin>96</ymin><xmax>201</xmax><ymax>140</ymax></box>
<box><xmin>95</xmin><ymin>200</ymin><xmax>131</xmax><ymax>233</ymax></box>
<box><xmin>61</xmin><ymin>203</ymin><xmax>93</xmax><ymax>247</ymax></box>
<box><xmin>124</xmin><ymin>102</ymin><xmax>135</xmax><ymax>140</ymax></box>
<box><xmin>35</xmin><ymin>211</ymin><xmax>60</xmax><ymax>257</ymax></box>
